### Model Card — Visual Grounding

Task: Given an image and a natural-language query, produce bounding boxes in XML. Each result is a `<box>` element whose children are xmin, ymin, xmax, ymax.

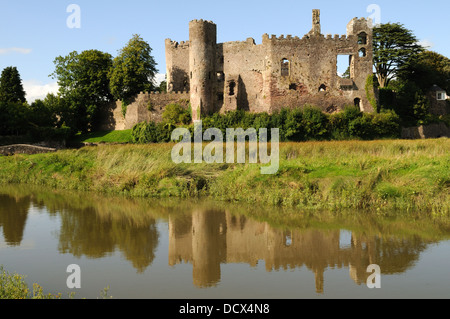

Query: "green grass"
<box><xmin>0</xmin><ymin>265</ymin><xmax>111</xmax><ymax>299</ymax></box>
<box><xmin>0</xmin><ymin>139</ymin><xmax>448</xmax><ymax>215</ymax></box>
<box><xmin>70</xmin><ymin>130</ymin><xmax>133</xmax><ymax>144</ymax></box>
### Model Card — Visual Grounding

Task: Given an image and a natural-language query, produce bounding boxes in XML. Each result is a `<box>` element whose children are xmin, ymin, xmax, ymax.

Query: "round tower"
<box><xmin>189</xmin><ymin>19</ymin><xmax>217</xmax><ymax>120</ymax></box>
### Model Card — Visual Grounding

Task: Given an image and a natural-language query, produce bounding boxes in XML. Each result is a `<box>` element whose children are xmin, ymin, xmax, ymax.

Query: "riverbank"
<box><xmin>0</xmin><ymin>139</ymin><xmax>448</xmax><ymax>215</ymax></box>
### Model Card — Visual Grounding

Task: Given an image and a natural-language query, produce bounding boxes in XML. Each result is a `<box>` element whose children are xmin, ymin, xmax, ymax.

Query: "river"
<box><xmin>0</xmin><ymin>184</ymin><xmax>449</xmax><ymax>299</ymax></box>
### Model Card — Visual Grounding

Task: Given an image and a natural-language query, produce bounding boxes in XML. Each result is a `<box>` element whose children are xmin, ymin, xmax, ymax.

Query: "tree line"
<box><xmin>0</xmin><ymin>34</ymin><xmax>162</xmax><ymax>140</ymax></box>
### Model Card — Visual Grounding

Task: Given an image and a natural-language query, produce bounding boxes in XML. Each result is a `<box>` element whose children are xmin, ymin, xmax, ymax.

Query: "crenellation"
<box><xmin>166</xmin><ymin>9</ymin><xmax>375</xmax><ymax>121</ymax></box>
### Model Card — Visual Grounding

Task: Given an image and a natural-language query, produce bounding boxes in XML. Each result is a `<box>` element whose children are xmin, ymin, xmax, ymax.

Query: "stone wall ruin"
<box><xmin>166</xmin><ymin>9</ymin><xmax>376</xmax><ymax>121</ymax></box>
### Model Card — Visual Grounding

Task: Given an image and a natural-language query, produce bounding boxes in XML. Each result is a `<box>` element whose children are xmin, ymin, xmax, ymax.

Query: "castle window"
<box><xmin>359</xmin><ymin>48</ymin><xmax>366</xmax><ymax>58</ymax></box>
<box><xmin>354</xmin><ymin>98</ymin><xmax>361</xmax><ymax>109</ymax></box>
<box><xmin>229</xmin><ymin>81</ymin><xmax>236</xmax><ymax>96</ymax></box>
<box><xmin>319</xmin><ymin>84</ymin><xmax>327</xmax><ymax>92</ymax></box>
<box><xmin>289</xmin><ymin>83</ymin><xmax>297</xmax><ymax>91</ymax></box>
<box><xmin>358</xmin><ymin>32</ymin><xmax>367</xmax><ymax>45</ymax></box>
<box><xmin>437</xmin><ymin>92</ymin><xmax>446</xmax><ymax>100</ymax></box>
<box><xmin>281</xmin><ymin>58</ymin><xmax>290</xmax><ymax>77</ymax></box>
<box><xmin>337</xmin><ymin>54</ymin><xmax>353</xmax><ymax>78</ymax></box>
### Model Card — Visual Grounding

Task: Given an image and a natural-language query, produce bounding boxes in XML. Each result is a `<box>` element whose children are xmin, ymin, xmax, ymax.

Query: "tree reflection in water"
<box><xmin>0</xmin><ymin>184</ymin><xmax>446</xmax><ymax>292</ymax></box>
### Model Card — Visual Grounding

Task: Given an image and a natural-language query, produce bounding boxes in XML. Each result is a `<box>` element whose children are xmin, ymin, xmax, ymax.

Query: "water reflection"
<box><xmin>0</xmin><ymin>194</ymin><xmax>30</xmax><ymax>246</ymax></box>
<box><xmin>57</xmin><ymin>206</ymin><xmax>159</xmax><ymax>273</ymax></box>
<box><xmin>0</xmin><ymin>185</ymin><xmax>447</xmax><ymax>293</ymax></box>
<box><xmin>168</xmin><ymin>210</ymin><xmax>429</xmax><ymax>292</ymax></box>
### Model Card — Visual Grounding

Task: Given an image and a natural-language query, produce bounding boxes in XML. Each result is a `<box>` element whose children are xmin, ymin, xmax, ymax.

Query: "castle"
<box><xmin>100</xmin><ymin>10</ymin><xmax>376</xmax><ymax>130</ymax></box>
<box><xmin>166</xmin><ymin>9</ymin><xmax>375</xmax><ymax>121</ymax></box>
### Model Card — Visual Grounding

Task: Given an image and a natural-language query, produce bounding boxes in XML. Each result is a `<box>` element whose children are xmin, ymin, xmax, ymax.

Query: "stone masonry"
<box><xmin>166</xmin><ymin>9</ymin><xmax>375</xmax><ymax>121</ymax></box>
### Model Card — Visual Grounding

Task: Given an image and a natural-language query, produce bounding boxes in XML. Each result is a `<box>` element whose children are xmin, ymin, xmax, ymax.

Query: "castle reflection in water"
<box><xmin>0</xmin><ymin>192</ymin><xmax>431</xmax><ymax>293</ymax></box>
<box><xmin>168</xmin><ymin>209</ymin><xmax>427</xmax><ymax>292</ymax></box>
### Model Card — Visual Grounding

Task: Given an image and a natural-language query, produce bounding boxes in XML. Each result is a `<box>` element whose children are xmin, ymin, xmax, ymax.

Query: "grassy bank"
<box><xmin>0</xmin><ymin>139</ymin><xmax>448</xmax><ymax>215</ymax></box>
<box><xmin>70</xmin><ymin>130</ymin><xmax>133</xmax><ymax>144</ymax></box>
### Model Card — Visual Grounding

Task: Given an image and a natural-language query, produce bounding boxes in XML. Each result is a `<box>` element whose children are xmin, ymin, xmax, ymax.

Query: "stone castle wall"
<box><xmin>99</xmin><ymin>91</ymin><xmax>190</xmax><ymax>131</ymax></box>
<box><xmin>166</xmin><ymin>10</ymin><xmax>375</xmax><ymax>121</ymax></box>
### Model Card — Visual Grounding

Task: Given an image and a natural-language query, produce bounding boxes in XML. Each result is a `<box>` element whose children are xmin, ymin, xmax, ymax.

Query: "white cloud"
<box><xmin>153</xmin><ymin>73</ymin><xmax>166</xmax><ymax>86</ymax></box>
<box><xmin>23</xmin><ymin>80</ymin><xmax>59</xmax><ymax>103</ymax></box>
<box><xmin>418</xmin><ymin>39</ymin><xmax>434</xmax><ymax>50</ymax></box>
<box><xmin>0</xmin><ymin>47</ymin><xmax>32</xmax><ymax>55</ymax></box>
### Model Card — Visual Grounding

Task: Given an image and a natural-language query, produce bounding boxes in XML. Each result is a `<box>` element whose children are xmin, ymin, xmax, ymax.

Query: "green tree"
<box><xmin>400</xmin><ymin>50</ymin><xmax>450</xmax><ymax>93</ymax></box>
<box><xmin>158</xmin><ymin>80</ymin><xmax>167</xmax><ymax>93</ymax></box>
<box><xmin>51</xmin><ymin>50</ymin><xmax>113</xmax><ymax>132</ymax></box>
<box><xmin>109</xmin><ymin>34</ymin><xmax>158</xmax><ymax>101</ymax></box>
<box><xmin>0</xmin><ymin>67</ymin><xmax>26</xmax><ymax>103</ymax></box>
<box><xmin>341</xmin><ymin>66</ymin><xmax>351</xmax><ymax>79</ymax></box>
<box><xmin>0</xmin><ymin>101</ymin><xmax>29</xmax><ymax>135</ymax></box>
<box><xmin>373</xmin><ymin>23</ymin><xmax>423</xmax><ymax>88</ymax></box>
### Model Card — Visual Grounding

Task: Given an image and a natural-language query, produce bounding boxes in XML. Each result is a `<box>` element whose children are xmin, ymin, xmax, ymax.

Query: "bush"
<box><xmin>283</xmin><ymin>108</ymin><xmax>303</xmax><ymax>141</ymax></box>
<box><xmin>302</xmin><ymin>106</ymin><xmax>329</xmax><ymax>140</ymax></box>
<box><xmin>132</xmin><ymin>121</ymin><xmax>176</xmax><ymax>144</ymax></box>
<box><xmin>348</xmin><ymin>113</ymin><xmax>374</xmax><ymax>140</ymax></box>
<box><xmin>132</xmin><ymin>122</ymin><xmax>158</xmax><ymax>143</ymax></box>
<box><xmin>132</xmin><ymin>103</ymin><xmax>403</xmax><ymax>144</ymax></box>
<box><xmin>29</xmin><ymin>125</ymin><xmax>71</xmax><ymax>143</ymax></box>
<box><xmin>371</xmin><ymin>110</ymin><xmax>401</xmax><ymax>138</ymax></box>
<box><xmin>0</xmin><ymin>266</ymin><xmax>61</xmax><ymax>299</ymax></box>
<box><xmin>162</xmin><ymin>103</ymin><xmax>191</xmax><ymax>125</ymax></box>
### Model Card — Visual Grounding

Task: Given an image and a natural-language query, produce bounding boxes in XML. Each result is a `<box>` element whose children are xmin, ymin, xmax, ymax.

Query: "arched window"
<box><xmin>281</xmin><ymin>58</ymin><xmax>290</xmax><ymax>77</ymax></box>
<box><xmin>319</xmin><ymin>84</ymin><xmax>327</xmax><ymax>92</ymax></box>
<box><xmin>354</xmin><ymin>98</ymin><xmax>361</xmax><ymax>109</ymax></box>
<box><xmin>358</xmin><ymin>32</ymin><xmax>367</xmax><ymax>45</ymax></box>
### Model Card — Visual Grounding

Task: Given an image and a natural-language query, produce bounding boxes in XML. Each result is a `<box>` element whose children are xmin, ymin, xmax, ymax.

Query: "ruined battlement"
<box><xmin>262</xmin><ymin>33</ymin><xmax>353</xmax><ymax>43</ymax></box>
<box><xmin>165</xmin><ymin>39</ymin><xmax>190</xmax><ymax>48</ymax></box>
<box><xmin>165</xmin><ymin>9</ymin><xmax>375</xmax><ymax>121</ymax></box>
<box><xmin>189</xmin><ymin>19</ymin><xmax>215</xmax><ymax>25</ymax></box>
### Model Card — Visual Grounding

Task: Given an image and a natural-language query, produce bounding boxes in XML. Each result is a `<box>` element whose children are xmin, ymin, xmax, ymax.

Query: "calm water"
<box><xmin>0</xmin><ymin>184</ymin><xmax>449</xmax><ymax>299</ymax></box>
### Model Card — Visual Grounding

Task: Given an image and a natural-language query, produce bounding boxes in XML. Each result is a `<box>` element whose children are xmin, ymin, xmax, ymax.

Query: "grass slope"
<box><xmin>0</xmin><ymin>139</ymin><xmax>448</xmax><ymax>215</ymax></box>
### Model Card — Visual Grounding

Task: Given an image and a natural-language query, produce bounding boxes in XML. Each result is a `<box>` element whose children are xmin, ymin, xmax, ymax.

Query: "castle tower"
<box><xmin>189</xmin><ymin>20</ymin><xmax>217</xmax><ymax>120</ymax></box>
<box><xmin>346</xmin><ymin>17</ymin><xmax>375</xmax><ymax>112</ymax></box>
<box><xmin>311</xmin><ymin>9</ymin><xmax>321</xmax><ymax>35</ymax></box>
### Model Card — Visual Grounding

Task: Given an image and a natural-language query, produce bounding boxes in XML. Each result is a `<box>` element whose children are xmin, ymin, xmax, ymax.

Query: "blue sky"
<box><xmin>1</xmin><ymin>0</ymin><xmax>449</xmax><ymax>102</ymax></box>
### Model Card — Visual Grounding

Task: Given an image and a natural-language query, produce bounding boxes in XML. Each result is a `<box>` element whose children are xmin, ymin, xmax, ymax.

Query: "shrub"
<box><xmin>162</xmin><ymin>103</ymin><xmax>191</xmax><ymax>125</ymax></box>
<box><xmin>371</xmin><ymin>110</ymin><xmax>401</xmax><ymax>138</ymax></box>
<box><xmin>132</xmin><ymin>122</ymin><xmax>158</xmax><ymax>144</ymax></box>
<box><xmin>283</xmin><ymin>108</ymin><xmax>303</xmax><ymax>141</ymax></box>
<box><xmin>348</xmin><ymin>113</ymin><xmax>374</xmax><ymax>140</ymax></box>
<box><xmin>132</xmin><ymin>103</ymin><xmax>403</xmax><ymax>144</ymax></box>
<box><xmin>302</xmin><ymin>106</ymin><xmax>329</xmax><ymax>140</ymax></box>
